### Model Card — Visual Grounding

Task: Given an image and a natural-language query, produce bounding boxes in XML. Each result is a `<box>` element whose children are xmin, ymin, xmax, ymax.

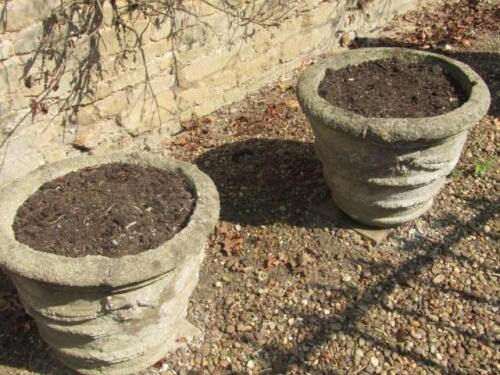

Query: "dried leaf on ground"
<box><xmin>266</xmin><ymin>252</ymin><xmax>288</xmax><ymax>269</ymax></box>
<box><xmin>216</xmin><ymin>222</ymin><xmax>244</xmax><ymax>256</ymax></box>
<box><xmin>398</xmin><ymin>0</ymin><xmax>499</xmax><ymax>48</ymax></box>
<box><xmin>285</xmin><ymin>99</ymin><xmax>300</xmax><ymax>109</ymax></box>
<box><xmin>223</xmin><ymin>234</ymin><xmax>243</xmax><ymax>256</ymax></box>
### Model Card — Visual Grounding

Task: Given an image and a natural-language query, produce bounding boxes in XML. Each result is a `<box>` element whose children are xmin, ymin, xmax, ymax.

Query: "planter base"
<box><xmin>53</xmin><ymin>319</ymin><xmax>200</xmax><ymax>375</ymax></box>
<box><xmin>314</xmin><ymin>199</ymin><xmax>393</xmax><ymax>241</ymax></box>
<box><xmin>313</xmin><ymin>124</ymin><xmax>461</xmax><ymax>228</ymax></box>
<box><xmin>10</xmin><ymin>247</ymin><xmax>203</xmax><ymax>375</ymax></box>
<box><xmin>332</xmin><ymin>194</ymin><xmax>434</xmax><ymax>228</ymax></box>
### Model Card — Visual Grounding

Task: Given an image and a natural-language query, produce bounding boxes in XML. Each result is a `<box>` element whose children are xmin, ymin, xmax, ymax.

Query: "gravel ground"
<box><xmin>1</xmin><ymin>1</ymin><xmax>498</xmax><ymax>374</ymax></box>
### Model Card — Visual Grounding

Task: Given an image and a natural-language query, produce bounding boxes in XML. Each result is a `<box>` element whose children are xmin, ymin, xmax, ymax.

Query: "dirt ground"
<box><xmin>0</xmin><ymin>1</ymin><xmax>498</xmax><ymax>374</ymax></box>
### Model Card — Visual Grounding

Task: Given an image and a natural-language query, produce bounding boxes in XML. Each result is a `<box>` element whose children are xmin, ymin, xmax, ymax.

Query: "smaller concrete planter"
<box><xmin>297</xmin><ymin>48</ymin><xmax>491</xmax><ymax>227</ymax></box>
<box><xmin>0</xmin><ymin>152</ymin><xmax>219</xmax><ymax>374</ymax></box>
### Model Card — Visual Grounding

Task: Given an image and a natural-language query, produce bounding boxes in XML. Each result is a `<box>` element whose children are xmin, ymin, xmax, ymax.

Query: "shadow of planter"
<box><xmin>0</xmin><ymin>268</ymin><xmax>15</xmax><ymax>293</ymax></box>
<box><xmin>195</xmin><ymin>138</ymin><xmax>327</xmax><ymax>227</ymax></box>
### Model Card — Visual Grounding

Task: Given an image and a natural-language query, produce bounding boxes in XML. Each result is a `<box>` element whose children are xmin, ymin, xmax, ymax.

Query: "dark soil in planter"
<box><xmin>13</xmin><ymin>163</ymin><xmax>195</xmax><ymax>257</ymax></box>
<box><xmin>318</xmin><ymin>57</ymin><xmax>467</xmax><ymax>118</ymax></box>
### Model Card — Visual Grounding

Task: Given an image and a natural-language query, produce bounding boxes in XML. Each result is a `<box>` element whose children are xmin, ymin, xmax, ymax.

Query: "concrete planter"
<box><xmin>297</xmin><ymin>48</ymin><xmax>491</xmax><ymax>227</ymax></box>
<box><xmin>0</xmin><ymin>152</ymin><xmax>219</xmax><ymax>374</ymax></box>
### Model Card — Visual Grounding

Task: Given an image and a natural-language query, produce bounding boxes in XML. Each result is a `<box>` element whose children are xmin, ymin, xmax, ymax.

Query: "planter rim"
<box><xmin>0</xmin><ymin>152</ymin><xmax>220</xmax><ymax>288</ymax></box>
<box><xmin>297</xmin><ymin>47</ymin><xmax>491</xmax><ymax>143</ymax></box>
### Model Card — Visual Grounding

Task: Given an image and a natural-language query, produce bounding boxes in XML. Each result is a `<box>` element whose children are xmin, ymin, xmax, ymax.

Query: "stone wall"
<box><xmin>0</xmin><ymin>0</ymin><xmax>421</xmax><ymax>184</ymax></box>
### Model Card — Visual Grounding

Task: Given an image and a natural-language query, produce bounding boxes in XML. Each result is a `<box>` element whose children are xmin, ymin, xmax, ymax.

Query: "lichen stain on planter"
<box><xmin>0</xmin><ymin>152</ymin><xmax>220</xmax><ymax>375</ymax></box>
<box><xmin>297</xmin><ymin>48</ymin><xmax>491</xmax><ymax>227</ymax></box>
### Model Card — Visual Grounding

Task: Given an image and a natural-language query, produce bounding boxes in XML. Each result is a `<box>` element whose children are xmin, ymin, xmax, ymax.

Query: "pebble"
<box><xmin>432</xmin><ymin>274</ymin><xmax>445</xmax><ymax>284</ymax></box>
<box><xmin>330</xmin><ymin>323</ymin><xmax>342</xmax><ymax>331</ymax></box>
<box><xmin>342</xmin><ymin>275</ymin><xmax>352</xmax><ymax>282</ymax></box>
<box><xmin>255</xmin><ymin>332</ymin><xmax>266</xmax><ymax>345</ymax></box>
<box><xmin>370</xmin><ymin>356</ymin><xmax>379</xmax><ymax>367</ymax></box>
<box><xmin>201</xmin><ymin>343</ymin><xmax>210</xmax><ymax>356</ymax></box>
<box><xmin>237</xmin><ymin>323</ymin><xmax>251</xmax><ymax>332</ymax></box>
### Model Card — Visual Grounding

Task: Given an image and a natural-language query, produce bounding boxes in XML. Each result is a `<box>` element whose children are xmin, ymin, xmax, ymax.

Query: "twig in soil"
<box><xmin>125</xmin><ymin>221</ymin><xmax>137</xmax><ymax>230</ymax></box>
<box><xmin>48</xmin><ymin>214</ymin><xmax>66</xmax><ymax>225</ymax></box>
<box><xmin>104</xmin><ymin>204</ymin><xmax>115</xmax><ymax>215</ymax></box>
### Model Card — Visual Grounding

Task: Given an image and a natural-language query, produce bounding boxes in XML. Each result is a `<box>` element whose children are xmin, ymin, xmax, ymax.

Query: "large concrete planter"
<box><xmin>297</xmin><ymin>48</ymin><xmax>491</xmax><ymax>227</ymax></box>
<box><xmin>0</xmin><ymin>152</ymin><xmax>219</xmax><ymax>374</ymax></box>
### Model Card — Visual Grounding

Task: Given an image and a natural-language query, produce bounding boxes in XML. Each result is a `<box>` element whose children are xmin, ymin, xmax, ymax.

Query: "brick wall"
<box><xmin>0</xmin><ymin>0</ymin><xmax>420</xmax><ymax>184</ymax></box>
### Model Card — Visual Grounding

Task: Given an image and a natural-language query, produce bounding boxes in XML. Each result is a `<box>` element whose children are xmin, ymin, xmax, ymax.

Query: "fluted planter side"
<box><xmin>297</xmin><ymin>48</ymin><xmax>491</xmax><ymax>227</ymax></box>
<box><xmin>0</xmin><ymin>152</ymin><xmax>220</xmax><ymax>375</ymax></box>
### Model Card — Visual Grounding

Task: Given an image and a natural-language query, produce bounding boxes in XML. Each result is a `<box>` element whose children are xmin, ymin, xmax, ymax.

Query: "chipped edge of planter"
<box><xmin>297</xmin><ymin>47</ymin><xmax>491</xmax><ymax>144</ymax></box>
<box><xmin>0</xmin><ymin>151</ymin><xmax>220</xmax><ymax>288</ymax></box>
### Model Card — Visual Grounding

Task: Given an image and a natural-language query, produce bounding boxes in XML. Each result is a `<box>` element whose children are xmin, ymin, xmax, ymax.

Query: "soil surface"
<box><xmin>13</xmin><ymin>163</ymin><xmax>195</xmax><ymax>258</ymax></box>
<box><xmin>318</xmin><ymin>58</ymin><xmax>467</xmax><ymax>118</ymax></box>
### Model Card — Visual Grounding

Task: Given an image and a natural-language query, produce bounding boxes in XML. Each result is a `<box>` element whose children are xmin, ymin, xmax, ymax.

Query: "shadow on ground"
<box><xmin>0</xmin><ymin>291</ymin><xmax>72</xmax><ymax>375</ymax></box>
<box><xmin>195</xmin><ymin>138</ymin><xmax>332</xmax><ymax>227</ymax></box>
<box><xmin>256</xmin><ymin>196</ymin><xmax>499</xmax><ymax>374</ymax></box>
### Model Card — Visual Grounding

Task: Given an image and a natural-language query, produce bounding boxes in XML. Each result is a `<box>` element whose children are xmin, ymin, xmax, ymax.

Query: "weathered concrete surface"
<box><xmin>297</xmin><ymin>48</ymin><xmax>491</xmax><ymax>227</ymax></box>
<box><xmin>0</xmin><ymin>152</ymin><xmax>220</xmax><ymax>374</ymax></box>
<box><xmin>313</xmin><ymin>199</ymin><xmax>393</xmax><ymax>243</ymax></box>
<box><xmin>0</xmin><ymin>0</ymin><xmax>425</xmax><ymax>186</ymax></box>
